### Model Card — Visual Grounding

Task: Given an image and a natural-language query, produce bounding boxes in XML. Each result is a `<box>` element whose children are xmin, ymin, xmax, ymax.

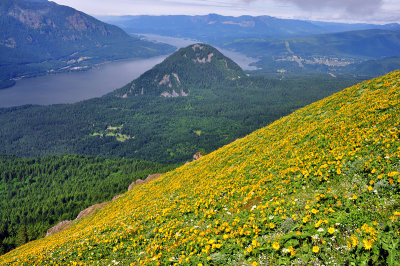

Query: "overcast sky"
<box><xmin>52</xmin><ymin>0</ymin><xmax>400</xmax><ymax>24</ymax></box>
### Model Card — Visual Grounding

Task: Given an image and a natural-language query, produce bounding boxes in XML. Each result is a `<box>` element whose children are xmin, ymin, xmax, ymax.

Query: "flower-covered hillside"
<box><xmin>1</xmin><ymin>71</ymin><xmax>400</xmax><ymax>265</ymax></box>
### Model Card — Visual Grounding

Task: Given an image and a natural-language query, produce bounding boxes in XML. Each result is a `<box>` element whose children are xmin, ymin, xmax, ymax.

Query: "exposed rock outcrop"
<box><xmin>76</xmin><ymin>202</ymin><xmax>109</xmax><ymax>220</ymax></box>
<box><xmin>46</xmin><ymin>220</ymin><xmax>72</xmax><ymax>237</ymax></box>
<box><xmin>128</xmin><ymin>179</ymin><xmax>145</xmax><ymax>191</ymax></box>
<box><xmin>192</xmin><ymin>44</ymin><xmax>204</xmax><ymax>51</ymax></box>
<box><xmin>128</xmin><ymin>173</ymin><xmax>163</xmax><ymax>191</ymax></box>
<box><xmin>185</xmin><ymin>152</ymin><xmax>204</xmax><ymax>165</ymax></box>
<box><xmin>161</xmin><ymin>90</ymin><xmax>180</xmax><ymax>98</ymax></box>
<box><xmin>159</xmin><ymin>74</ymin><xmax>170</xmax><ymax>86</ymax></box>
<box><xmin>145</xmin><ymin>173</ymin><xmax>162</xmax><ymax>182</ymax></box>
<box><xmin>46</xmin><ymin>202</ymin><xmax>109</xmax><ymax>237</ymax></box>
<box><xmin>112</xmin><ymin>194</ymin><xmax>123</xmax><ymax>201</ymax></box>
<box><xmin>172</xmin><ymin>73</ymin><xmax>181</xmax><ymax>85</ymax></box>
<box><xmin>161</xmin><ymin>89</ymin><xmax>189</xmax><ymax>98</ymax></box>
<box><xmin>193</xmin><ymin>152</ymin><xmax>204</xmax><ymax>161</ymax></box>
<box><xmin>46</xmin><ymin>174</ymin><xmax>162</xmax><ymax>237</ymax></box>
<box><xmin>193</xmin><ymin>53</ymin><xmax>214</xmax><ymax>64</ymax></box>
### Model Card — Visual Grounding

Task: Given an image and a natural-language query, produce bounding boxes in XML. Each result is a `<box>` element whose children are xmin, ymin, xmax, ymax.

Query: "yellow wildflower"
<box><xmin>388</xmin><ymin>171</ymin><xmax>399</xmax><ymax>177</ymax></box>
<box><xmin>312</xmin><ymin>246</ymin><xmax>319</xmax><ymax>253</ymax></box>
<box><xmin>351</xmin><ymin>235</ymin><xmax>358</xmax><ymax>247</ymax></box>
<box><xmin>311</xmin><ymin>209</ymin><xmax>319</xmax><ymax>214</ymax></box>
<box><xmin>363</xmin><ymin>239</ymin><xmax>373</xmax><ymax>250</ymax></box>
<box><xmin>269</xmin><ymin>223</ymin><xmax>275</xmax><ymax>229</ymax></box>
<box><xmin>272</xmin><ymin>242</ymin><xmax>280</xmax><ymax>251</ymax></box>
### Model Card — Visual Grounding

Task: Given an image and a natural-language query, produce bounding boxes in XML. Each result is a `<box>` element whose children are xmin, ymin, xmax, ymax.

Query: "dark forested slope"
<box><xmin>0</xmin><ymin>154</ymin><xmax>175</xmax><ymax>255</ymax></box>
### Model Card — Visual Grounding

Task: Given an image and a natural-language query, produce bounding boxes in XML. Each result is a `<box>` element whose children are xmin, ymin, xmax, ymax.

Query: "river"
<box><xmin>0</xmin><ymin>56</ymin><xmax>166</xmax><ymax>108</ymax></box>
<box><xmin>0</xmin><ymin>35</ymin><xmax>258</xmax><ymax>108</ymax></box>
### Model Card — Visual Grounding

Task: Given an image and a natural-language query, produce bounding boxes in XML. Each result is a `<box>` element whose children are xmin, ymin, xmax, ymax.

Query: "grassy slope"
<box><xmin>1</xmin><ymin>71</ymin><xmax>400</xmax><ymax>264</ymax></box>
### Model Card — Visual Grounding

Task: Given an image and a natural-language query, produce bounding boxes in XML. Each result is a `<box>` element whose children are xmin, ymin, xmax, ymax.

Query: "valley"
<box><xmin>0</xmin><ymin>44</ymin><xmax>358</xmax><ymax>253</ymax></box>
<box><xmin>105</xmin><ymin>15</ymin><xmax>400</xmax><ymax>79</ymax></box>
<box><xmin>0</xmin><ymin>35</ymin><xmax>259</xmax><ymax>107</ymax></box>
<box><xmin>0</xmin><ymin>44</ymin><xmax>357</xmax><ymax>163</ymax></box>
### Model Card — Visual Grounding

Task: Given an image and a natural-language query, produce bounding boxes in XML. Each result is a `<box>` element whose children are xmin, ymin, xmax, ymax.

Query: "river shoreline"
<box><xmin>3</xmin><ymin>54</ymin><xmax>173</xmax><ymax>90</ymax></box>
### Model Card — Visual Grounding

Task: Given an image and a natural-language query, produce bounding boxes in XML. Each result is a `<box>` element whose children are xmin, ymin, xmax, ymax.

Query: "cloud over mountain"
<box><xmin>242</xmin><ymin>0</ymin><xmax>383</xmax><ymax>15</ymax></box>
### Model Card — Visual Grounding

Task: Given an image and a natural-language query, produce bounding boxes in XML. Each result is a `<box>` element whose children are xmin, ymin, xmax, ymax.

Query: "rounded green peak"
<box><xmin>115</xmin><ymin>43</ymin><xmax>245</xmax><ymax>98</ymax></box>
<box><xmin>173</xmin><ymin>43</ymin><xmax>241</xmax><ymax>70</ymax></box>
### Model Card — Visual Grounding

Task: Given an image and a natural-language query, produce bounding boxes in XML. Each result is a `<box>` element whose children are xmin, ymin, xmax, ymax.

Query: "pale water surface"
<box><xmin>0</xmin><ymin>56</ymin><xmax>167</xmax><ymax>108</ymax></box>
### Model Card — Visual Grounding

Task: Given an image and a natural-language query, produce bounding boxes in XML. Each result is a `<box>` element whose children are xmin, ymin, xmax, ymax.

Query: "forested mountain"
<box><xmin>0</xmin><ymin>0</ymin><xmax>173</xmax><ymax>89</ymax></box>
<box><xmin>222</xmin><ymin>29</ymin><xmax>400</xmax><ymax>77</ymax></box>
<box><xmin>114</xmin><ymin>43</ymin><xmax>243</xmax><ymax>97</ymax></box>
<box><xmin>0</xmin><ymin>44</ymin><xmax>357</xmax><ymax>163</ymax></box>
<box><xmin>0</xmin><ymin>154</ymin><xmax>175</xmax><ymax>255</ymax></box>
<box><xmin>2</xmin><ymin>70</ymin><xmax>399</xmax><ymax>265</ymax></box>
<box><xmin>227</xmin><ymin>29</ymin><xmax>400</xmax><ymax>59</ymax></box>
<box><xmin>343</xmin><ymin>56</ymin><xmax>400</xmax><ymax>77</ymax></box>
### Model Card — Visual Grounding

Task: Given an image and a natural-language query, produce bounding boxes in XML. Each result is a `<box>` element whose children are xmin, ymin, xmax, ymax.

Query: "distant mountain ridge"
<box><xmin>0</xmin><ymin>0</ymin><xmax>173</xmax><ymax>89</ymax></box>
<box><xmin>103</xmin><ymin>14</ymin><xmax>400</xmax><ymax>41</ymax></box>
<box><xmin>231</xmin><ymin>29</ymin><xmax>400</xmax><ymax>59</ymax></box>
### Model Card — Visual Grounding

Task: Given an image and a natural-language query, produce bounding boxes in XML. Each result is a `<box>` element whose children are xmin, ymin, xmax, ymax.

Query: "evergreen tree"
<box><xmin>0</xmin><ymin>155</ymin><xmax>175</xmax><ymax>254</ymax></box>
<box><xmin>15</xmin><ymin>225</ymin><xmax>28</xmax><ymax>247</ymax></box>
<box><xmin>0</xmin><ymin>242</ymin><xmax>4</xmax><ymax>256</ymax></box>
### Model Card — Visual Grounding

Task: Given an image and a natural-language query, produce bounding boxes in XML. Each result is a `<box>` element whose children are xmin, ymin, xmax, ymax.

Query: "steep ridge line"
<box><xmin>1</xmin><ymin>71</ymin><xmax>400</xmax><ymax>264</ymax></box>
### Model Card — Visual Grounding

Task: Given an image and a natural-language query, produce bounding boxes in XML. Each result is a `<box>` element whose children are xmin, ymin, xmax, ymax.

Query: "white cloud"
<box><xmin>51</xmin><ymin>0</ymin><xmax>400</xmax><ymax>24</ymax></box>
<box><xmin>243</xmin><ymin>0</ymin><xmax>384</xmax><ymax>15</ymax></box>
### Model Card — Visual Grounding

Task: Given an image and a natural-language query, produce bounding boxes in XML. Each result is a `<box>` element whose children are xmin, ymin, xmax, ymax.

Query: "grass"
<box><xmin>91</xmin><ymin>125</ymin><xmax>133</xmax><ymax>143</ymax></box>
<box><xmin>1</xmin><ymin>71</ymin><xmax>400</xmax><ymax>265</ymax></box>
<box><xmin>194</xmin><ymin>130</ymin><xmax>202</xmax><ymax>136</ymax></box>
